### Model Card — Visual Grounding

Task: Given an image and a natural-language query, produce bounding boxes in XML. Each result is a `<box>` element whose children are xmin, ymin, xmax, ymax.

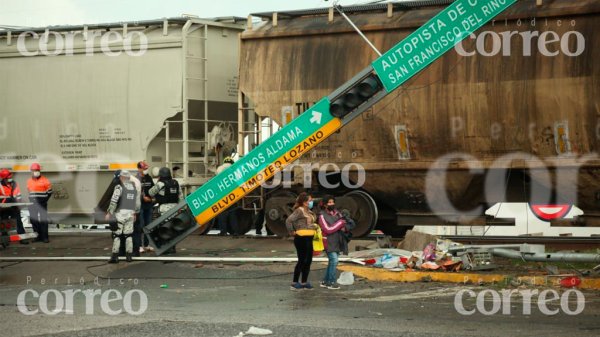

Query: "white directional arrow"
<box><xmin>310</xmin><ymin>111</ymin><xmax>322</xmax><ymax>124</ymax></box>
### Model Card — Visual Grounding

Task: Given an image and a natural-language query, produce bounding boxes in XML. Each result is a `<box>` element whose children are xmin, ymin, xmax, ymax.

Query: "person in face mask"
<box><xmin>27</xmin><ymin>163</ymin><xmax>53</xmax><ymax>243</ymax></box>
<box><xmin>285</xmin><ymin>192</ymin><xmax>318</xmax><ymax>290</ymax></box>
<box><xmin>135</xmin><ymin>161</ymin><xmax>155</xmax><ymax>254</ymax></box>
<box><xmin>106</xmin><ymin>170</ymin><xmax>138</xmax><ymax>263</ymax></box>
<box><xmin>317</xmin><ymin>195</ymin><xmax>349</xmax><ymax>290</ymax></box>
<box><xmin>1</xmin><ymin>169</ymin><xmax>27</xmax><ymax>244</ymax></box>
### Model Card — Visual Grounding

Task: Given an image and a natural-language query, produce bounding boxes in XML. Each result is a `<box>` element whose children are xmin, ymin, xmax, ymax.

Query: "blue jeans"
<box><xmin>139</xmin><ymin>205</ymin><xmax>154</xmax><ymax>247</ymax></box>
<box><xmin>323</xmin><ymin>251</ymin><xmax>339</xmax><ymax>285</ymax></box>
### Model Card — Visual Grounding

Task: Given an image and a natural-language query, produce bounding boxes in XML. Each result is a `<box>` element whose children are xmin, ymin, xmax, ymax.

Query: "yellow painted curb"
<box><xmin>338</xmin><ymin>265</ymin><xmax>600</xmax><ymax>290</ymax></box>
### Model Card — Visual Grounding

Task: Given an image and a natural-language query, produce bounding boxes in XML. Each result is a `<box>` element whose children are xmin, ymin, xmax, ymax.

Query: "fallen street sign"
<box><xmin>186</xmin><ymin>98</ymin><xmax>342</xmax><ymax>225</ymax></box>
<box><xmin>372</xmin><ymin>0</ymin><xmax>517</xmax><ymax>92</ymax></box>
<box><xmin>185</xmin><ymin>0</ymin><xmax>517</xmax><ymax>227</ymax></box>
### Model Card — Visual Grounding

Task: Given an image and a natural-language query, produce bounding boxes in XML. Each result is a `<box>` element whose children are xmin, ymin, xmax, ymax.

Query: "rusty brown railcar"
<box><xmin>239</xmin><ymin>0</ymin><xmax>600</xmax><ymax>237</ymax></box>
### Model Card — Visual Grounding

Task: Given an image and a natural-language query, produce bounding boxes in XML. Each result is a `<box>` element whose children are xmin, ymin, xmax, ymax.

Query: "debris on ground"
<box><xmin>338</xmin><ymin>271</ymin><xmax>355</xmax><ymax>285</ymax></box>
<box><xmin>350</xmin><ymin>231</ymin><xmax>600</xmax><ymax>281</ymax></box>
<box><xmin>235</xmin><ymin>326</ymin><xmax>273</xmax><ymax>336</ymax></box>
<box><xmin>351</xmin><ymin>234</ymin><xmax>467</xmax><ymax>272</ymax></box>
<box><xmin>397</xmin><ymin>230</ymin><xmax>437</xmax><ymax>251</ymax></box>
<box><xmin>457</xmin><ymin>248</ymin><xmax>496</xmax><ymax>271</ymax></box>
<box><xmin>376</xmin><ymin>236</ymin><xmax>394</xmax><ymax>248</ymax></box>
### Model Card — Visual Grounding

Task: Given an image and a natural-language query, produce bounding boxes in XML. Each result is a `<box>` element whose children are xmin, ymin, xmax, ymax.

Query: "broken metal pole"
<box><xmin>334</xmin><ymin>5</ymin><xmax>382</xmax><ymax>57</ymax></box>
<box><xmin>492</xmin><ymin>248</ymin><xmax>600</xmax><ymax>263</ymax></box>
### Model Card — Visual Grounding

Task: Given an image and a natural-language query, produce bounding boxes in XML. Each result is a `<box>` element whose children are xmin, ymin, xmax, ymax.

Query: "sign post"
<box><xmin>373</xmin><ymin>0</ymin><xmax>516</xmax><ymax>92</ymax></box>
<box><xmin>186</xmin><ymin>0</ymin><xmax>517</xmax><ymax>226</ymax></box>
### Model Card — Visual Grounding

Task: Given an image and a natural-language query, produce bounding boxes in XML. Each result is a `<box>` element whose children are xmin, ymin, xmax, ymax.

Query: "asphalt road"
<box><xmin>1</xmin><ymin>236</ymin><xmax>600</xmax><ymax>337</ymax></box>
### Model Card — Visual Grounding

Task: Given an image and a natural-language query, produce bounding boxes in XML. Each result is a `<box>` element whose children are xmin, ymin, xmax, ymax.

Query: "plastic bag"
<box><xmin>312</xmin><ymin>227</ymin><xmax>324</xmax><ymax>252</ymax></box>
<box><xmin>381</xmin><ymin>254</ymin><xmax>400</xmax><ymax>269</ymax></box>
<box><xmin>337</xmin><ymin>271</ymin><xmax>354</xmax><ymax>285</ymax></box>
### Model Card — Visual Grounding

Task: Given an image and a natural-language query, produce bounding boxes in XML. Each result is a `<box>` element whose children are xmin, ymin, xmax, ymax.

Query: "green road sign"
<box><xmin>185</xmin><ymin>0</ymin><xmax>517</xmax><ymax>227</ymax></box>
<box><xmin>186</xmin><ymin>97</ymin><xmax>342</xmax><ymax>224</ymax></box>
<box><xmin>373</xmin><ymin>0</ymin><xmax>517</xmax><ymax>92</ymax></box>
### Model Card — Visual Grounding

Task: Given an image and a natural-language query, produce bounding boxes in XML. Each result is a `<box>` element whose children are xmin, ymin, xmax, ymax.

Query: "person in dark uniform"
<box><xmin>106</xmin><ymin>170</ymin><xmax>139</xmax><ymax>263</ymax></box>
<box><xmin>148</xmin><ymin>167</ymin><xmax>183</xmax><ymax>253</ymax></box>
<box><xmin>135</xmin><ymin>161</ymin><xmax>155</xmax><ymax>254</ymax></box>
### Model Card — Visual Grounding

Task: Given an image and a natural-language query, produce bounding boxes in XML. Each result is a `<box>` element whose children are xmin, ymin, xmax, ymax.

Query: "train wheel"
<box><xmin>338</xmin><ymin>190</ymin><xmax>378</xmax><ymax>238</ymax></box>
<box><xmin>265</xmin><ymin>191</ymin><xmax>297</xmax><ymax>237</ymax></box>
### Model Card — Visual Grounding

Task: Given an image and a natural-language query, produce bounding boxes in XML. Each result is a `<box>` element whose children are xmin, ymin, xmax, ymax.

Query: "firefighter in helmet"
<box><xmin>106</xmin><ymin>170</ymin><xmax>139</xmax><ymax>263</ymax></box>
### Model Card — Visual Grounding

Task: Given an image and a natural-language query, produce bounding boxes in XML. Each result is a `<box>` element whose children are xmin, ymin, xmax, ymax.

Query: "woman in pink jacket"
<box><xmin>317</xmin><ymin>195</ymin><xmax>348</xmax><ymax>290</ymax></box>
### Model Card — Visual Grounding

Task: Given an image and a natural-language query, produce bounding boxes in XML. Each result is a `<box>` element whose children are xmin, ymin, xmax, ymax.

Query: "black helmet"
<box><xmin>158</xmin><ymin>167</ymin><xmax>172</xmax><ymax>179</ymax></box>
<box><xmin>223</xmin><ymin>156</ymin><xmax>234</xmax><ymax>164</ymax></box>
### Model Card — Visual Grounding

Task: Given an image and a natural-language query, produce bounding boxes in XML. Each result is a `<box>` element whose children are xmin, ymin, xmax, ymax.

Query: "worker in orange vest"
<box><xmin>0</xmin><ymin>168</ymin><xmax>28</xmax><ymax>244</ymax></box>
<box><xmin>27</xmin><ymin>163</ymin><xmax>53</xmax><ymax>243</ymax></box>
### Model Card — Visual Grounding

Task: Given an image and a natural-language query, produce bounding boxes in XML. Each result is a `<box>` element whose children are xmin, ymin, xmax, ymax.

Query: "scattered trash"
<box><xmin>235</xmin><ymin>326</ymin><xmax>273</xmax><ymax>336</ymax></box>
<box><xmin>349</xmin><ymin>249</ymin><xmax>412</xmax><ymax>259</ymax></box>
<box><xmin>356</xmin><ymin>235</ymin><xmax>472</xmax><ymax>273</ymax></box>
<box><xmin>421</xmin><ymin>261</ymin><xmax>440</xmax><ymax>270</ymax></box>
<box><xmin>439</xmin><ymin>259</ymin><xmax>462</xmax><ymax>272</ymax></box>
<box><xmin>160</xmin><ymin>284</ymin><xmax>169</xmax><ymax>289</ymax></box>
<box><xmin>435</xmin><ymin>239</ymin><xmax>462</xmax><ymax>252</ymax></box>
<box><xmin>376</xmin><ymin>235</ymin><xmax>393</xmax><ymax>248</ymax></box>
<box><xmin>381</xmin><ymin>254</ymin><xmax>400</xmax><ymax>269</ymax></box>
<box><xmin>338</xmin><ymin>271</ymin><xmax>355</xmax><ymax>285</ymax></box>
<box><xmin>458</xmin><ymin>249</ymin><xmax>496</xmax><ymax>271</ymax></box>
<box><xmin>422</xmin><ymin>243</ymin><xmax>436</xmax><ymax>262</ymax></box>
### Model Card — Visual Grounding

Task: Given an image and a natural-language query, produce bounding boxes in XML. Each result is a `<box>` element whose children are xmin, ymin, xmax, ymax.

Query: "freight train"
<box><xmin>239</xmin><ymin>0</ymin><xmax>600</xmax><ymax>237</ymax></box>
<box><xmin>0</xmin><ymin>17</ymin><xmax>252</xmax><ymax>228</ymax></box>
